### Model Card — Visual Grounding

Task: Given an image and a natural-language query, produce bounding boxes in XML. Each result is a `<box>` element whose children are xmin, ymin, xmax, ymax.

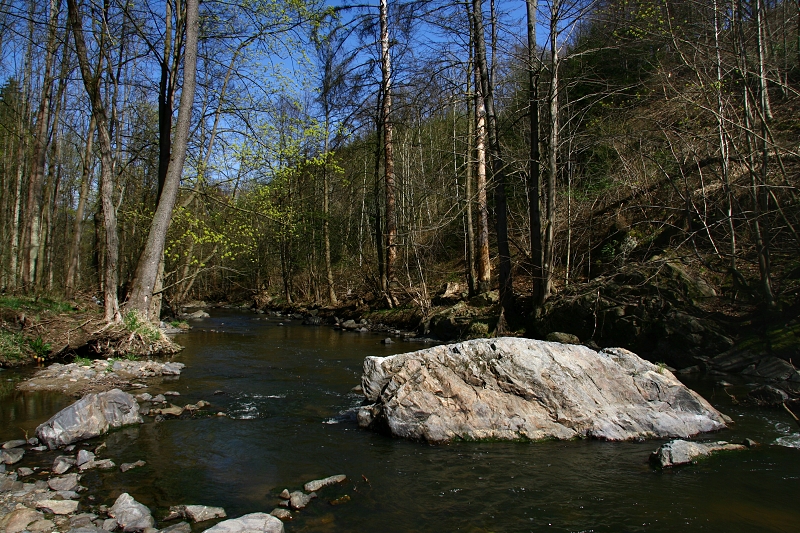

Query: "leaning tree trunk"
<box><xmin>125</xmin><ymin>0</ymin><xmax>199</xmax><ymax>321</ymax></box>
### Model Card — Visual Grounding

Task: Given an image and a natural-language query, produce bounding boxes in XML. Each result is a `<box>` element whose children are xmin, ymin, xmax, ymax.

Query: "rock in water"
<box><xmin>109</xmin><ymin>493</ymin><xmax>154</xmax><ymax>532</ymax></box>
<box><xmin>202</xmin><ymin>513</ymin><xmax>284</xmax><ymax>533</ymax></box>
<box><xmin>650</xmin><ymin>439</ymin><xmax>746</xmax><ymax>467</ymax></box>
<box><xmin>303</xmin><ymin>475</ymin><xmax>346</xmax><ymax>493</ymax></box>
<box><xmin>358</xmin><ymin>338</ymin><xmax>729</xmax><ymax>443</ymax></box>
<box><xmin>36</xmin><ymin>389</ymin><xmax>142</xmax><ymax>449</ymax></box>
<box><xmin>182</xmin><ymin>505</ymin><xmax>226</xmax><ymax>522</ymax></box>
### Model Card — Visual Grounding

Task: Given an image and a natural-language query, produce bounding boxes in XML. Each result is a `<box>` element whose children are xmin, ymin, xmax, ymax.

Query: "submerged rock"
<box><xmin>359</xmin><ymin>338</ymin><xmax>729</xmax><ymax>443</ymax></box>
<box><xmin>202</xmin><ymin>513</ymin><xmax>284</xmax><ymax>533</ymax></box>
<box><xmin>36</xmin><ymin>389</ymin><xmax>142</xmax><ymax>449</ymax></box>
<box><xmin>650</xmin><ymin>439</ymin><xmax>746</xmax><ymax>467</ymax></box>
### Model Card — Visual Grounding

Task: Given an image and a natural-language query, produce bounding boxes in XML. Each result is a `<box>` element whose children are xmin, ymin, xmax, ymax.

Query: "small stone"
<box><xmin>269</xmin><ymin>508</ymin><xmax>292</xmax><ymax>521</ymax></box>
<box><xmin>65</xmin><ymin>445</ymin><xmax>76</xmax><ymax>452</ymax></box>
<box><xmin>2</xmin><ymin>439</ymin><xmax>27</xmax><ymax>449</ymax></box>
<box><xmin>159</xmin><ymin>522</ymin><xmax>191</xmax><ymax>533</ymax></box>
<box><xmin>288</xmin><ymin>491</ymin><xmax>316</xmax><ymax>510</ymax></box>
<box><xmin>0</xmin><ymin>507</ymin><xmax>44</xmax><ymax>533</ymax></box>
<box><xmin>27</xmin><ymin>437</ymin><xmax>39</xmax><ymax>446</ymax></box>
<box><xmin>27</xmin><ymin>519</ymin><xmax>56</xmax><ymax>533</ymax></box>
<box><xmin>48</xmin><ymin>473</ymin><xmax>80</xmax><ymax>492</ymax></box>
<box><xmin>76</xmin><ymin>450</ymin><xmax>95</xmax><ymax>466</ymax></box>
<box><xmin>120</xmin><ymin>460</ymin><xmax>146</xmax><ymax>473</ymax></box>
<box><xmin>153</xmin><ymin>395</ymin><xmax>166</xmax><ymax>403</ymax></box>
<box><xmin>57</xmin><ymin>490</ymin><xmax>81</xmax><ymax>500</ymax></box>
<box><xmin>32</xmin><ymin>445</ymin><xmax>47</xmax><ymax>452</ymax></box>
<box><xmin>1</xmin><ymin>448</ymin><xmax>24</xmax><ymax>464</ymax></box>
<box><xmin>16</xmin><ymin>467</ymin><xmax>34</xmax><ymax>477</ymax></box>
<box><xmin>304</xmin><ymin>474</ymin><xmax>346</xmax><ymax>493</ymax></box>
<box><xmin>382</xmin><ymin>338</ymin><xmax>393</xmax><ymax>345</ymax></box>
<box><xmin>53</xmin><ymin>455</ymin><xmax>76</xmax><ymax>474</ymax></box>
<box><xmin>36</xmin><ymin>499</ymin><xmax>79</xmax><ymax>515</ymax></box>
<box><xmin>202</xmin><ymin>513</ymin><xmax>283</xmax><ymax>533</ymax></box>
<box><xmin>94</xmin><ymin>443</ymin><xmax>107</xmax><ymax>453</ymax></box>
<box><xmin>135</xmin><ymin>393</ymin><xmax>152</xmax><ymax>402</ymax></box>
<box><xmin>182</xmin><ymin>505</ymin><xmax>226</xmax><ymax>523</ymax></box>
<box><xmin>164</xmin><ymin>391</ymin><xmax>180</xmax><ymax>396</ymax></box>
<box><xmin>216</xmin><ymin>412</ymin><xmax>226</xmax><ymax>417</ymax></box>
<box><xmin>102</xmin><ymin>518</ymin><xmax>118</xmax><ymax>531</ymax></box>
<box><xmin>109</xmin><ymin>493</ymin><xmax>154</xmax><ymax>532</ymax></box>
<box><xmin>277</xmin><ymin>500</ymin><xmax>289</xmax><ymax>508</ymax></box>
<box><xmin>743</xmin><ymin>438</ymin><xmax>759</xmax><ymax>448</ymax></box>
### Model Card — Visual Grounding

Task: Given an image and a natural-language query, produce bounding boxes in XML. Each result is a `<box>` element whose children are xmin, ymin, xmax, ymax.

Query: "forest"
<box><xmin>0</xmin><ymin>0</ymin><xmax>798</xmax><ymax>342</ymax></box>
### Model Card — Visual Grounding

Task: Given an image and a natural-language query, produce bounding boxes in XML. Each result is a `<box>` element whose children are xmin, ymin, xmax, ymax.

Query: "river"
<box><xmin>2</xmin><ymin>309</ymin><xmax>799</xmax><ymax>532</ymax></box>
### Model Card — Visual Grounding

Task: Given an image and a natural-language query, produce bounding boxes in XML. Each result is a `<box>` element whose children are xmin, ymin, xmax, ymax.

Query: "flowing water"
<box><xmin>2</xmin><ymin>310</ymin><xmax>799</xmax><ymax>532</ymax></box>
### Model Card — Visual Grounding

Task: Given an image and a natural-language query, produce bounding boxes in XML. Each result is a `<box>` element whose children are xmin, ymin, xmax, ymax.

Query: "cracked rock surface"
<box><xmin>359</xmin><ymin>337</ymin><xmax>729</xmax><ymax>443</ymax></box>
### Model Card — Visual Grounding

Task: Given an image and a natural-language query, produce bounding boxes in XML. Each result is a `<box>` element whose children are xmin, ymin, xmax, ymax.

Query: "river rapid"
<box><xmin>2</xmin><ymin>309</ymin><xmax>799</xmax><ymax>532</ymax></box>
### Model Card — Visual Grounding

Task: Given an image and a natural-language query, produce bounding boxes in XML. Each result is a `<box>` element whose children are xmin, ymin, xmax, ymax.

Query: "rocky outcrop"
<box><xmin>36</xmin><ymin>389</ymin><xmax>142</xmax><ymax>449</ymax></box>
<box><xmin>529</xmin><ymin>261</ymin><xmax>734</xmax><ymax>369</ymax></box>
<box><xmin>359</xmin><ymin>338</ymin><xmax>729</xmax><ymax>443</ymax></box>
<box><xmin>202</xmin><ymin>513</ymin><xmax>284</xmax><ymax>533</ymax></box>
<box><xmin>18</xmin><ymin>359</ymin><xmax>186</xmax><ymax>397</ymax></box>
<box><xmin>650</xmin><ymin>439</ymin><xmax>746</xmax><ymax>467</ymax></box>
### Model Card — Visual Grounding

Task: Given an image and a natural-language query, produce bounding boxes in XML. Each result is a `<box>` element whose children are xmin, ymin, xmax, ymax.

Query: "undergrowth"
<box><xmin>123</xmin><ymin>311</ymin><xmax>163</xmax><ymax>342</ymax></box>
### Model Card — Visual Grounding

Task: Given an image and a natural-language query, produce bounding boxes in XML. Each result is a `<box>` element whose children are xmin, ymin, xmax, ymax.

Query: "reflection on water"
<box><xmin>2</xmin><ymin>310</ymin><xmax>799</xmax><ymax>532</ymax></box>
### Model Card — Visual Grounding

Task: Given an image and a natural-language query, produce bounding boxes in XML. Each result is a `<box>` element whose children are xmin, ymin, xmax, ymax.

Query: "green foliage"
<box><xmin>0</xmin><ymin>296</ymin><xmax>73</xmax><ymax>314</ymax></box>
<box><xmin>0</xmin><ymin>330</ymin><xmax>26</xmax><ymax>361</ymax></box>
<box><xmin>74</xmin><ymin>356</ymin><xmax>92</xmax><ymax>367</ymax></box>
<box><xmin>124</xmin><ymin>353</ymin><xmax>140</xmax><ymax>361</ymax></box>
<box><xmin>28</xmin><ymin>337</ymin><xmax>51</xmax><ymax>358</ymax></box>
<box><xmin>123</xmin><ymin>311</ymin><xmax>163</xmax><ymax>342</ymax></box>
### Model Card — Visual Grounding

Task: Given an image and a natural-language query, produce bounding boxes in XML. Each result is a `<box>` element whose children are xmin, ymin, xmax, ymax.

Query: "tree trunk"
<box><xmin>65</xmin><ymin>115</ymin><xmax>95</xmax><ymax>298</ymax></box>
<box><xmin>380</xmin><ymin>0</ymin><xmax>398</xmax><ymax>307</ymax></box>
<box><xmin>542</xmin><ymin>0</ymin><xmax>560</xmax><ymax>305</ymax></box>
<box><xmin>22</xmin><ymin>0</ymin><xmax>61</xmax><ymax>289</ymax></box>
<box><xmin>67</xmin><ymin>0</ymin><xmax>121</xmax><ymax>322</ymax></box>
<box><xmin>125</xmin><ymin>0</ymin><xmax>199</xmax><ymax>320</ymax></box>
<box><xmin>464</xmin><ymin>46</ymin><xmax>477</xmax><ymax>296</ymax></box>
<box><xmin>526</xmin><ymin>0</ymin><xmax>545</xmax><ymax>307</ymax></box>
<box><xmin>472</xmin><ymin>0</ymin><xmax>513</xmax><ymax>326</ymax></box>
<box><xmin>474</xmin><ymin>58</ymin><xmax>491</xmax><ymax>294</ymax></box>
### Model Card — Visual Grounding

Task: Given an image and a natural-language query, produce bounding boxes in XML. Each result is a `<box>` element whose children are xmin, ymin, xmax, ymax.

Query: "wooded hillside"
<box><xmin>1</xmin><ymin>0</ymin><xmax>797</xmax><ymax>332</ymax></box>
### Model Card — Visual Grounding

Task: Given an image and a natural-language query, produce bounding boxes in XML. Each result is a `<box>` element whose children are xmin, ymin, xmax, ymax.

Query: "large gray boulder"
<box><xmin>202</xmin><ymin>513</ymin><xmax>283</xmax><ymax>533</ymax></box>
<box><xmin>36</xmin><ymin>389</ymin><xmax>142</xmax><ymax>449</ymax></box>
<box><xmin>359</xmin><ymin>338</ymin><xmax>729</xmax><ymax>443</ymax></box>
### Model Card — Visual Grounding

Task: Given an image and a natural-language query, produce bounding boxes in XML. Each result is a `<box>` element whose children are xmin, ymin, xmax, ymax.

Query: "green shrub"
<box><xmin>28</xmin><ymin>337</ymin><xmax>51</xmax><ymax>358</ymax></box>
<box><xmin>123</xmin><ymin>311</ymin><xmax>162</xmax><ymax>342</ymax></box>
<box><xmin>0</xmin><ymin>330</ymin><xmax>26</xmax><ymax>360</ymax></box>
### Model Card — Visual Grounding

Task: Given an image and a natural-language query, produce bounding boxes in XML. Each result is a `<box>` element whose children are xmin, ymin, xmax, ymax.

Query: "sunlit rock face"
<box><xmin>359</xmin><ymin>338</ymin><xmax>728</xmax><ymax>443</ymax></box>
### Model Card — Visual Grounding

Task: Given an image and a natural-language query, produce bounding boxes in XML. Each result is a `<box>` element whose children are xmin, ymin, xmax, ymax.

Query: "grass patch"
<box><xmin>0</xmin><ymin>330</ymin><xmax>27</xmax><ymax>361</ymax></box>
<box><xmin>74</xmin><ymin>356</ymin><xmax>92</xmax><ymax>367</ymax></box>
<box><xmin>123</xmin><ymin>311</ymin><xmax>163</xmax><ymax>342</ymax></box>
<box><xmin>0</xmin><ymin>296</ymin><xmax>73</xmax><ymax>314</ymax></box>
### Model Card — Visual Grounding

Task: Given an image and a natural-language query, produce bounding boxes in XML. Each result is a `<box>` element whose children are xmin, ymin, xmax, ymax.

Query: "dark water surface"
<box><xmin>2</xmin><ymin>309</ymin><xmax>799</xmax><ymax>532</ymax></box>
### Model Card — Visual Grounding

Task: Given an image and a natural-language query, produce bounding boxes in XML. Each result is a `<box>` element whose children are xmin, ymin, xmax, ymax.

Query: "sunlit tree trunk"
<box><xmin>126</xmin><ymin>0</ymin><xmax>199</xmax><ymax>320</ymax></box>
<box><xmin>380</xmin><ymin>0</ymin><xmax>398</xmax><ymax>307</ymax></box>
<box><xmin>472</xmin><ymin>0</ymin><xmax>513</xmax><ymax>328</ymax></box>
